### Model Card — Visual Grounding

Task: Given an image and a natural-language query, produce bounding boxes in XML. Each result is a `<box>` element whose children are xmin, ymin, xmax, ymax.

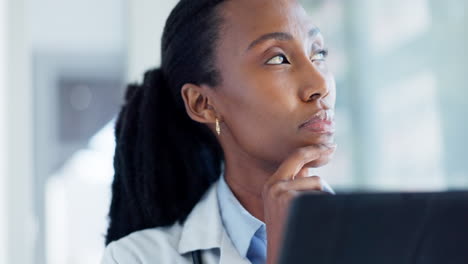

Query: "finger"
<box><xmin>278</xmin><ymin>177</ymin><xmax>335</xmax><ymax>196</ymax></box>
<box><xmin>295</xmin><ymin>167</ymin><xmax>309</xmax><ymax>179</ymax></box>
<box><xmin>270</xmin><ymin>144</ymin><xmax>336</xmax><ymax>183</ymax></box>
<box><xmin>272</xmin><ymin>177</ymin><xmax>335</xmax><ymax>196</ymax></box>
<box><xmin>270</xmin><ymin>177</ymin><xmax>332</xmax><ymax>202</ymax></box>
<box><xmin>282</xmin><ymin>176</ymin><xmax>323</xmax><ymax>192</ymax></box>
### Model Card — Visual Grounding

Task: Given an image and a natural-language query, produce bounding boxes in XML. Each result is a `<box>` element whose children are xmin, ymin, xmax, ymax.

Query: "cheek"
<box><xmin>221</xmin><ymin>80</ymin><xmax>298</xmax><ymax>162</ymax></box>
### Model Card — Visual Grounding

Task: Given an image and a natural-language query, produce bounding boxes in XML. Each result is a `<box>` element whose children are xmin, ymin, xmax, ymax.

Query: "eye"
<box><xmin>311</xmin><ymin>49</ymin><xmax>328</xmax><ymax>62</ymax></box>
<box><xmin>266</xmin><ymin>54</ymin><xmax>290</xmax><ymax>65</ymax></box>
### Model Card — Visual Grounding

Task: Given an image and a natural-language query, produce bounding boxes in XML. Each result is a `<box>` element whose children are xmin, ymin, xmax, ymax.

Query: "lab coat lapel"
<box><xmin>219</xmin><ymin>228</ymin><xmax>251</xmax><ymax>264</ymax></box>
<box><xmin>177</xmin><ymin>180</ymin><xmax>251</xmax><ymax>264</ymax></box>
<box><xmin>178</xmin><ymin>182</ymin><xmax>223</xmax><ymax>254</ymax></box>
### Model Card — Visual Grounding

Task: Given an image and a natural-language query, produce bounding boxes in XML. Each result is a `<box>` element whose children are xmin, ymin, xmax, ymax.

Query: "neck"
<box><xmin>222</xmin><ymin>146</ymin><xmax>278</xmax><ymax>223</ymax></box>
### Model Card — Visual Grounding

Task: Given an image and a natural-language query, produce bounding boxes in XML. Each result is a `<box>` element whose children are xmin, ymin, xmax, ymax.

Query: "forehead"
<box><xmin>219</xmin><ymin>0</ymin><xmax>315</xmax><ymax>49</ymax></box>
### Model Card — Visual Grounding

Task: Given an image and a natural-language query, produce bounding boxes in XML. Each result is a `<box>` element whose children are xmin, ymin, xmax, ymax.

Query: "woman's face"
<box><xmin>212</xmin><ymin>0</ymin><xmax>336</xmax><ymax>169</ymax></box>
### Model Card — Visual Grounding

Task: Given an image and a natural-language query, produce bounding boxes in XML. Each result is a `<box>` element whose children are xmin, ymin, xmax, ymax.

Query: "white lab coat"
<box><xmin>101</xmin><ymin>181</ymin><xmax>252</xmax><ymax>264</ymax></box>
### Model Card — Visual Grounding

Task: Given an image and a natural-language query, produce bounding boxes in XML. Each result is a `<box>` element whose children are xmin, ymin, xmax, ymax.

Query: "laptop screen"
<box><xmin>278</xmin><ymin>191</ymin><xmax>468</xmax><ymax>264</ymax></box>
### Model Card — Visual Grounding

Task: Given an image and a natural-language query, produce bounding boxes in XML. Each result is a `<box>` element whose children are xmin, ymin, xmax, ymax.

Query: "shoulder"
<box><xmin>101</xmin><ymin>223</ymin><xmax>187</xmax><ymax>264</ymax></box>
<box><xmin>101</xmin><ymin>181</ymin><xmax>222</xmax><ymax>264</ymax></box>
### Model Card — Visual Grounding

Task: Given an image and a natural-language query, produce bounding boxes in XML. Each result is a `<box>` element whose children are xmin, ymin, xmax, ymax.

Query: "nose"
<box><xmin>299</xmin><ymin>62</ymin><xmax>330</xmax><ymax>106</ymax></box>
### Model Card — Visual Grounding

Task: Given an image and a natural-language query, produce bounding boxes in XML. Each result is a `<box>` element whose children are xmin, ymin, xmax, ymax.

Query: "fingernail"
<box><xmin>321</xmin><ymin>179</ymin><xmax>336</xmax><ymax>195</ymax></box>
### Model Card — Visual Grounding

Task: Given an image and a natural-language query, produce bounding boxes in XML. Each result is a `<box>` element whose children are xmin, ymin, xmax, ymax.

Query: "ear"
<box><xmin>180</xmin><ymin>83</ymin><xmax>217</xmax><ymax>124</ymax></box>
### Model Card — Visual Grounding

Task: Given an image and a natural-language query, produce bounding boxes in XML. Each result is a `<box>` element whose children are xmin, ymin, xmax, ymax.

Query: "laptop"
<box><xmin>278</xmin><ymin>191</ymin><xmax>468</xmax><ymax>264</ymax></box>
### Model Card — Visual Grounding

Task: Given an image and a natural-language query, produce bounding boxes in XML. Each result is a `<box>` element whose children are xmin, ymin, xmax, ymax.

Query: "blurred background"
<box><xmin>0</xmin><ymin>0</ymin><xmax>466</xmax><ymax>263</ymax></box>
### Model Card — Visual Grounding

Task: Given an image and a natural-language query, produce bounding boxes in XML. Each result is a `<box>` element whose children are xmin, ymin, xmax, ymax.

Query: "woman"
<box><xmin>102</xmin><ymin>0</ymin><xmax>336</xmax><ymax>263</ymax></box>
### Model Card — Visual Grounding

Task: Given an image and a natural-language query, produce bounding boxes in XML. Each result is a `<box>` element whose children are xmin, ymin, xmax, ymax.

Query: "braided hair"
<box><xmin>105</xmin><ymin>0</ymin><xmax>228</xmax><ymax>245</ymax></box>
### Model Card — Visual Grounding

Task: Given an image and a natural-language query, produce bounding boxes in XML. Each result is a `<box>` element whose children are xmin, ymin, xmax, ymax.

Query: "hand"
<box><xmin>262</xmin><ymin>144</ymin><xmax>336</xmax><ymax>264</ymax></box>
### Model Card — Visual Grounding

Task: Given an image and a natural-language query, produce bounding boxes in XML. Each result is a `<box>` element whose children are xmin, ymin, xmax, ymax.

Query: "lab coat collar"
<box><xmin>177</xmin><ymin>180</ymin><xmax>251</xmax><ymax>264</ymax></box>
<box><xmin>178</xmin><ymin>181</ymin><xmax>222</xmax><ymax>254</ymax></box>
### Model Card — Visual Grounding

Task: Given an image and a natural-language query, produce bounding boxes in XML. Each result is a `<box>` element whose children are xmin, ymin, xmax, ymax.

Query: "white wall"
<box><xmin>0</xmin><ymin>0</ymin><xmax>8</xmax><ymax>263</ymax></box>
<box><xmin>127</xmin><ymin>0</ymin><xmax>179</xmax><ymax>82</ymax></box>
<box><xmin>28</xmin><ymin>0</ymin><xmax>126</xmax><ymax>262</ymax></box>
<box><xmin>0</xmin><ymin>0</ymin><xmax>35</xmax><ymax>263</ymax></box>
<box><xmin>29</xmin><ymin>0</ymin><xmax>125</xmax><ymax>54</ymax></box>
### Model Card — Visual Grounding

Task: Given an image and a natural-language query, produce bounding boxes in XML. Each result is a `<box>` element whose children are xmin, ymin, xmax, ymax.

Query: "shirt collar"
<box><xmin>217</xmin><ymin>174</ymin><xmax>266</xmax><ymax>257</ymax></box>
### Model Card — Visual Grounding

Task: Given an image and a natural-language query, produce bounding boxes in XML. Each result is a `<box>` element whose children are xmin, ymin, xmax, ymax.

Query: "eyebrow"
<box><xmin>246</xmin><ymin>27</ymin><xmax>321</xmax><ymax>51</ymax></box>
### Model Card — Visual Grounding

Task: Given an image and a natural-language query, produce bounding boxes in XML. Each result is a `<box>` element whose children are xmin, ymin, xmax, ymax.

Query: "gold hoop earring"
<box><xmin>215</xmin><ymin>118</ymin><xmax>221</xmax><ymax>135</ymax></box>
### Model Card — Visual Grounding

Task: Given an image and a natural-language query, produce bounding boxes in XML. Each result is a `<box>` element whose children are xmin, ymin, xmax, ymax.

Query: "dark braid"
<box><xmin>105</xmin><ymin>0</ymin><xmax>228</xmax><ymax>245</ymax></box>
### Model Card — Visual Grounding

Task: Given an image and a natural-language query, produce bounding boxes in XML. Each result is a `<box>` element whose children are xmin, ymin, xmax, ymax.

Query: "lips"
<box><xmin>300</xmin><ymin>111</ymin><xmax>335</xmax><ymax>134</ymax></box>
